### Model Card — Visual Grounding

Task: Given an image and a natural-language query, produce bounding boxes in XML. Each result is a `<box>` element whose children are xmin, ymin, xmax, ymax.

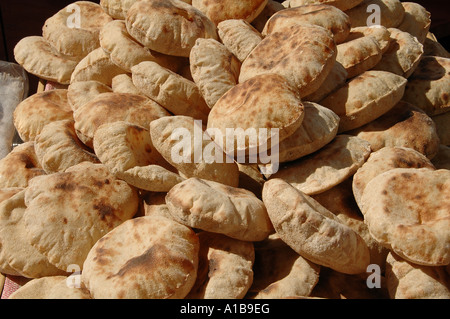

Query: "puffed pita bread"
<box><xmin>150</xmin><ymin>116</ymin><xmax>240</xmax><ymax>187</ymax></box>
<box><xmin>187</xmin><ymin>232</ymin><xmax>255</xmax><ymax>299</ymax></box>
<box><xmin>349</xmin><ymin>101</ymin><xmax>441</xmax><ymax>160</ymax></box>
<box><xmin>192</xmin><ymin>0</ymin><xmax>268</xmax><ymax>25</ymax></box>
<box><xmin>345</xmin><ymin>0</ymin><xmax>405</xmax><ymax>28</ymax></box>
<box><xmin>34</xmin><ymin>119</ymin><xmax>99</xmax><ymax>174</ymax></box>
<box><xmin>0</xmin><ymin>190</ymin><xmax>67</xmax><ymax>278</ymax></box>
<box><xmin>397</xmin><ymin>2</ymin><xmax>431</xmax><ymax>44</ymax></box>
<box><xmin>251</xmin><ymin>0</ymin><xmax>285</xmax><ymax>32</ymax></box>
<box><xmin>8</xmin><ymin>275</ymin><xmax>91</xmax><ymax>299</ymax></box>
<box><xmin>270</xmin><ymin>135</ymin><xmax>371</xmax><ymax>196</ymax></box>
<box><xmin>165</xmin><ymin>177</ymin><xmax>273</xmax><ymax>241</ymax></box>
<box><xmin>249</xmin><ymin>234</ymin><xmax>320</xmax><ymax>299</ymax></box>
<box><xmin>262</xmin><ymin>4</ymin><xmax>351</xmax><ymax>44</ymax></box>
<box><xmin>14</xmin><ymin>36</ymin><xmax>79</xmax><ymax>85</ymax></box>
<box><xmin>0</xmin><ymin>142</ymin><xmax>46</xmax><ymax>189</ymax></box>
<box><xmin>303</xmin><ymin>62</ymin><xmax>347</xmax><ymax>102</ymax></box>
<box><xmin>262</xmin><ymin>178</ymin><xmax>370</xmax><ymax>274</ymax></box>
<box><xmin>361</xmin><ymin>168</ymin><xmax>450</xmax><ymax>266</ymax></box>
<box><xmin>73</xmin><ymin>92</ymin><xmax>170</xmax><ymax>148</ymax></box>
<box><xmin>217</xmin><ymin>19</ymin><xmax>263</xmax><ymax>63</ymax></box>
<box><xmin>190</xmin><ymin>38</ymin><xmax>240</xmax><ymax>109</ymax></box>
<box><xmin>373</xmin><ymin>28</ymin><xmax>424</xmax><ymax>78</ymax></box>
<box><xmin>276</xmin><ymin>102</ymin><xmax>340</xmax><ymax>163</ymax></box>
<box><xmin>111</xmin><ymin>74</ymin><xmax>141</xmax><ymax>95</ymax></box>
<box><xmin>93</xmin><ymin>121</ymin><xmax>183</xmax><ymax>192</ymax></box>
<box><xmin>239</xmin><ymin>24</ymin><xmax>337</xmax><ymax>98</ymax></box>
<box><xmin>23</xmin><ymin>162</ymin><xmax>140</xmax><ymax>272</ymax></box>
<box><xmin>432</xmin><ymin>112</ymin><xmax>450</xmax><ymax>146</ymax></box>
<box><xmin>207</xmin><ymin>74</ymin><xmax>305</xmax><ymax>159</ymax></box>
<box><xmin>42</xmin><ymin>1</ymin><xmax>112</xmax><ymax>59</ymax></box>
<box><xmin>82</xmin><ymin>215</ymin><xmax>199</xmax><ymax>299</ymax></box>
<box><xmin>126</xmin><ymin>0</ymin><xmax>218</xmax><ymax>57</ymax></box>
<box><xmin>320</xmin><ymin>70</ymin><xmax>407</xmax><ymax>133</ymax></box>
<box><xmin>67</xmin><ymin>80</ymin><xmax>112</xmax><ymax>111</ymax></box>
<box><xmin>346</xmin><ymin>25</ymin><xmax>392</xmax><ymax>54</ymax></box>
<box><xmin>431</xmin><ymin>145</ymin><xmax>450</xmax><ymax>170</ymax></box>
<box><xmin>100</xmin><ymin>0</ymin><xmax>140</xmax><ymax>19</ymax></box>
<box><xmin>352</xmin><ymin>146</ymin><xmax>435</xmax><ymax>211</ymax></box>
<box><xmin>402</xmin><ymin>56</ymin><xmax>450</xmax><ymax>117</ymax></box>
<box><xmin>288</xmin><ymin>0</ymin><xmax>363</xmax><ymax>11</ymax></box>
<box><xmin>70</xmin><ymin>47</ymin><xmax>126</xmax><ymax>86</ymax></box>
<box><xmin>131</xmin><ymin>61</ymin><xmax>211</xmax><ymax>122</ymax></box>
<box><xmin>386</xmin><ymin>252</ymin><xmax>450</xmax><ymax>299</ymax></box>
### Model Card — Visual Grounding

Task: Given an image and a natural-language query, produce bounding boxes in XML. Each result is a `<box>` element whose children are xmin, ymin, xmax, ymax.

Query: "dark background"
<box><xmin>0</xmin><ymin>0</ymin><xmax>448</xmax><ymax>92</ymax></box>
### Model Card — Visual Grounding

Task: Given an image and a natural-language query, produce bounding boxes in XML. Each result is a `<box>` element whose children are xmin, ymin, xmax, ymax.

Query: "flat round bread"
<box><xmin>67</xmin><ymin>80</ymin><xmax>113</xmax><ymax>111</ymax></box>
<box><xmin>23</xmin><ymin>162</ymin><xmax>140</xmax><ymax>272</ymax></box>
<box><xmin>239</xmin><ymin>24</ymin><xmax>337</xmax><ymax>98</ymax></box>
<box><xmin>345</xmin><ymin>0</ymin><xmax>405</xmax><ymax>28</ymax></box>
<box><xmin>288</xmin><ymin>0</ymin><xmax>363</xmax><ymax>11</ymax></box>
<box><xmin>346</xmin><ymin>25</ymin><xmax>392</xmax><ymax>54</ymax></box>
<box><xmin>397</xmin><ymin>2</ymin><xmax>431</xmax><ymax>44</ymax></box>
<box><xmin>14</xmin><ymin>36</ymin><xmax>79</xmax><ymax>85</ymax></box>
<box><xmin>262</xmin><ymin>178</ymin><xmax>370</xmax><ymax>274</ymax></box>
<box><xmin>361</xmin><ymin>168</ymin><xmax>450</xmax><ymax>266</ymax></box>
<box><xmin>82</xmin><ymin>215</ymin><xmax>199</xmax><ymax>299</ymax></box>
<box><xmin>126</xmin><ymin>0</ymin><xmax>218</xmax><ymax>57</ymax></box>
<box><xmin>42</xmin><ymin>1</ymin><xmax>112</xmax><ymax>59</ymax></box>
<box><xmin>192</xmin><ymin>0</ymin><xmax>268</xmax><ymax>25</ymax></box>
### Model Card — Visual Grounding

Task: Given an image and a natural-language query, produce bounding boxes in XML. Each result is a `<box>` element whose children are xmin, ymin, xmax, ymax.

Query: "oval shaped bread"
<box><xmin>346</xmin><ymin>25</ymin><xmax>392</xmax><ymax>54</ymax></box>
<box><xmin>397</xmin><ymin>2</ymin><xmax>431</xmax><ymax>44</ymax></box>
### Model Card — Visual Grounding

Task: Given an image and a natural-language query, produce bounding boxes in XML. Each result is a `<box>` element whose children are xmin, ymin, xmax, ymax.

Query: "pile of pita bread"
<box><xmin>1</xmin><ymin>0</ymin><xmax>448</xmax><ymax>299</ymax></box>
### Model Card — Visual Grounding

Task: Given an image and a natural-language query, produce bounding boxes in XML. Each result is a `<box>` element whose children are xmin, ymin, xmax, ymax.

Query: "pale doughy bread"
<box><xmin>239</xmin><ymin>24</ymin><xmax>337</xmax><ymax>98</ymax></box>
<box><xmin>320</xmin><ymin>70</ymin><xmax>407</xmax><ymax>133</ymax></box>
<box><xmin>192</xmin><ymin>0</ymin><xmax>268</xmax><ymax>25</ymax></box>
<box><xmin>14</xmin><ymin>36</ymin><xmax>79</xmax><ymax>85</ymax></box>
<box><xmin>402</xmin><ymin>56</ymin><xmax>450</xmax><ymax>117</ymax></box>
<box><xmin>432</xmin><ymin>111</ymin><xmax>450</xmax><ymax>146</ymax></box>
<box><xmin>360</xmin><ymin>168</ymin><xmax>450</xmax><ymax>266</ymax></box>
<box><xmin>82</xmin><ymin>215</ymin><xmax>199</xmax><ymax>299</ymax></box>
<box><xmin>397</xmin><ymin>2</ymin><xmax>431</xmax><ymax>44</ymax></box>
<box><xmin>349</xmin><ymin>101</ymin><xmax>441</xmax><ymax>160</ymax></box>
<box><xmin>187</xmin><ymin>232</ymin><xmax>255</xmax><ymax>299</ymax></box>
<box><xmin>8</xmin><ymin>275</ymin><xmax>91</xmax><ymax>299</ymax></box>
<box><xmin>67</xmin><ymin>80</ymin><xmax>112</xmax><ymax>111</ymax></box>
<box><xmin>23</xmin><ymin>162</ymin><xmax>140</xmax><ymax>272</ymax></box>
<box><xmin>386</xmin><ymin>252</ymin><xmax>450</xmax><ymax>299</ymax></box>
<box><xmin>346</xmin><ymin>25</ymin><xmax>392</xmax><ymax>54</ymax></box>
<box><xmin>165</xmin><ymin>177</ymin><xmax>273</xmax><ymax>241</ymax></box>
<box><xmin>34</xmin><ymin>119</ymin><xmax>99</xmax><ymax>174</ymax></box>
<box><xmin>131</xmin><ymin>61</ymin><xmax>211</xmax><ymax>122</ymax></box>
<box><xmin>262</xmin><ymin>178</ymin><xmax>370</xmax><ymax>274</ymax></box>
<box><xmin>111</xmin><ymin>74</ymin><xmax>141</xmax><ymax>95</ymax></box>
<box><xmin>345</xmin><ymin>0</ymin><xmax>405</xmax><ymax>28</ymax></box>
<box><xmin>150</xmin><ymin>116</ymin><xmax>240</xmax><ymax>187</ymax></box>
<box><xmin>217</xmin><ymin>19</ymin><xmax>263</xmax><ymax>63</ymax></box>
<box><xmin>100</xmin><ymin>0</ymin><xmax>141</xmax><ymax>19</ymax></box>
<box><xmin>126</xmin><ymin>0</ymin><xmax>218</xmax><ymax>57</ymax></box>
<box><xmin>270</xmin><ymin>135</ymin><xmax>371</xmax><ymax>195</ymax></box>
<box><xmin>303</xmin><ymin>62</ymin><xmax>348</xmax><ymax>102</ymax></box>
<box><xmin>190</xmin><ymin>38</ymin><xmax>240</xmax><ymax>109</ymax></box>
<box><xmin>42</xmin><ymin>1</ymin><xmax>112</xmax><ymax>59</ymax></box>
<box><xmin>288</xmin><ymin>0</ymin><xmax>363</xmax><ymax>11</ymax></box>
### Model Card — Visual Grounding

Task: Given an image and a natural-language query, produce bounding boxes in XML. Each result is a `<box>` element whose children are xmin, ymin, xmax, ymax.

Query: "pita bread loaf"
<box><xmin>190</xmin><ymin>38</ymin><xmax>240</xmax><ymax>108</ymax></box>
<box><xmin>82</xmin><ymin>215</ymin><xmax>199</xmax><ymax>299</ymax></box>
<box><xmin>432</xmin><ymin>111</ymin><xmax>450</xmax><ymax>146</ymax></box>
<box><xmin>288</xmin><ymin>0</ymin><xmax>363</xmax><ymax>11</ymax></box>
<box><xmin>165</xmin><ymin>177</ymin><xmax>273</xmax><ymax>241</ymax></box>
<box><xmin>345</xmin><ymin>0</ymin><xmax>405</xmax><ymax>28</ymax></box>
<box><xmin>320</xmin><ymin>70</ymin><xmax>407</xmax><ymax>133</ymax></box>
<box><xmin>73</xmin><ymin>92</ymin><xmax>170</xmax><ymax>148</ymax></box>
<box><xmin>23</xmin><ymin>162</ymin><xmax>140</xmax><ymax>272</ymax></box>
<box><xmin>149</xmin><ymin>116</ymin><xmax>240</xmax><ymax>187</ymax></box>
<box><xmin>0</xmin><ymin>142</ymin><xmax>46</xmax><ymax>189</ymax></box>
<box><xmin>402</xmin><ymin>56</ymin><xmax>450</xmax><ymax>117</ymax></box>
<box><xmin>207</xmin><ymin>74</ymin><xmax>305</xmax><ymax>159</ymax></box>
<box><xmin>262</xmin><ymin>178</ymin><xmax>370</xmax><ymax>274</ymax></box>
<box><xmin>270</xmin><ymin>135</ymin><xmax>371</xmax><ymax>195</ymax></box>
<box><xmin>397</xmin><ymin>2</ymin><xmax>431</xmax><ymax>44</ymax></box>
<box><xmin>349</xmin><ymin>101</ymin><xmax>441</xmax><ymax>160</ymax></box>
<box><xmin>131</xmin><ymin>61</ymin><xmax>211</xmax><ymax>122</ymax></box>
<box><xmin>192</xmin><ymin>0</ymin><xmax>268</xmax><ymax>25</ymax></box>
<box><xmin>187</xmin><ymin>232</ymin><xmax>255</xmax><ymax>299</ymax></box>
<box><xmin>251</xmin><ymin>0</ymin><xmax>285</xmax><ymax>32</ymax></box>
<box><xmin>373</xmin><ymin>28</ymin><xmax>424</xmax><ymax>78</ymax></box>
<box><xmin>352</xmin><ymin>146</ymin><xmax>435</xmax><ymax>211</ymax></box>
<box><xmin>34</xmin><ymin>119</ymin><xmax>99</xmax><ymax>174</ymax></box>
<box><xmin>303</xmin><ymin>61</ymin><xmax>348</xmax><ymax>102</ymax></box>
<box><xmin>239</xmin><ymin>24</ymin><xmax>336</xmax><ymax>98</ymax></box>
<box><xmin>249</xmin><ymin>234</ymin><xmax>320</xmax><ymax>298</ymax></box>
<box><xmin>42</xmin><ymin>1</ymin><xmax>112</xmax><ymax>59</ymax></box>
<box><xmin>14</xmin><ymin>36</ymin><xmax>79</xmax><ymax>85</ymax></box>
<box><xmin>346</xmin><ymin>25</ymin><xmax>392</xmax><ymax>54</ymax></box>
<box><xmin>126</xmin><ymin>0</ymin><xmax>218</xmax><ymax>57</ymax></box>
<box><xmin>361</xmin><ymin>168</ymin><xmax>450</xmax><ymax>266</ymax></box>
<box><xmin>67</xmin><ymin>80</ymin><xmax>112</xmax><ymax>111</ymax></box>
<box><xmin>432</xmin><ymin>145</ymin><xmax>450</xmax><ymax>170</ymax></box>
<box><xmin>100</xmin><ymin>0</ymin><xmax>140</xmax><ymax>19</ymax></box>
<box><xmin>386</xmin><ymin>252</ymin><xmax>450</xmax><ymax>299</ymax></box>
<box><xmin>8</xmin><ymin>275</ymin><xmax>91</xmax><ymax>299</ymax></box>
<box><xmin>262</xmin><ymin>4</ymin><xmax>351</xmax><ymax>44</ymax></box>
<box><xmin>0</xmin><ymin>190</ymin><xmax>68</xmax><ymax>278</ymax></box>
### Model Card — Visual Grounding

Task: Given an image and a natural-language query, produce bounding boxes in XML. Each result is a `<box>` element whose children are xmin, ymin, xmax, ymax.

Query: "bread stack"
<box><xmin>0</xmin><ymin>0</ymin><xmax>448</xmax><ymax>299</ymax></box>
